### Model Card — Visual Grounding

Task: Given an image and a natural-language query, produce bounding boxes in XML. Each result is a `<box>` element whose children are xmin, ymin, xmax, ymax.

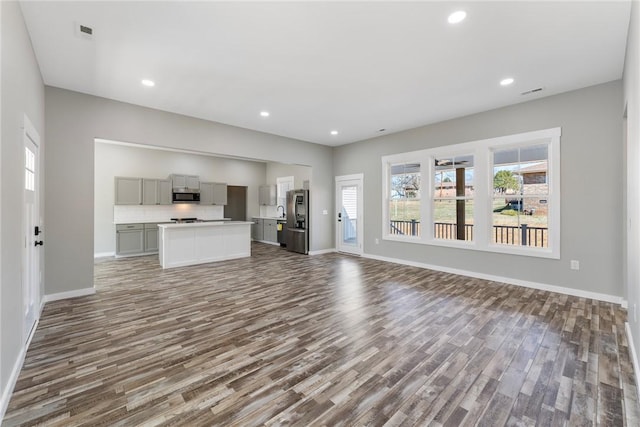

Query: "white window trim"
<box><xmin>382</xmin><ymin>127</ymin><xmax>561</xmax><ymax>259</ymax></box>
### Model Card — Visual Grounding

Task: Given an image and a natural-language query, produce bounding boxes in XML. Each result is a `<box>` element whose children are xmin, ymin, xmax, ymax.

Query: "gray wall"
<box><xmin>0</xmin><ymin>0</ymin><xmax>45</xmax><ymax>409</ymax></box>
<box><xmin>45</xmin><ymin>87</ymin><xmax>334</xmax><ymax>295</ymax></box>
<box><xmin>624</xmin><ymin>1</ymin><xmax>640</xmax><ymax>377</ymax></box>
<box><xmin>94</xmin><ymin>143</ymin><xmax>268</xmax><ymax>254</ymax></box>
<box><xmin>266</xmin><ymin>162</ymin><xmax>311</xmax><ymax>190</ymax></box>
<box><xmin>334</xmin><ymin>81</ymin><xmax>623</xmax><ymax>298</ymax></box>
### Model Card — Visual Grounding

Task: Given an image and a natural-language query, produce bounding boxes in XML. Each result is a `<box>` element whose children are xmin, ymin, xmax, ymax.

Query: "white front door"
<box><xmin>23</xmin><ymin>116</ymin><xmax>41</xmax><ymax>342</ymax></box>
<box><xmin>336</xmin><ymin>174</ymin><xmax>363</xmax><ymax>255</ymax></box>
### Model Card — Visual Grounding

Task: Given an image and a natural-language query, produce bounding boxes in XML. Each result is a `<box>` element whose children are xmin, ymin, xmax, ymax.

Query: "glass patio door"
<box><xmin>336</xmin><ymin>174</ymin><xmax>363</xmax><ymax>255</ymax></box>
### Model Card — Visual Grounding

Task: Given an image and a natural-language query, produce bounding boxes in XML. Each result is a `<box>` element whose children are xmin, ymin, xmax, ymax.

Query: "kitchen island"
<box><xmin>158</xmin><ymin>221</ymin><xmax>252</xmax><ymax>269</ymax></box>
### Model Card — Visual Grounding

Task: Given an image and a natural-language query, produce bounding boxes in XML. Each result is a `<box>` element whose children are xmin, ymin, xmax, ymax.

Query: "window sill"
<box><xmin>382</xmin><ymin>235</ymin><xmax>559</xmax><ymax>259</ymax></box>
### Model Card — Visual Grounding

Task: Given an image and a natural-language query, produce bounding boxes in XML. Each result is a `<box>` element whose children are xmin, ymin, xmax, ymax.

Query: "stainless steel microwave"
<box><xmin>172</xmin><ymin>192</ymin><xmax>200</xmax><ymax>203</ymax></box>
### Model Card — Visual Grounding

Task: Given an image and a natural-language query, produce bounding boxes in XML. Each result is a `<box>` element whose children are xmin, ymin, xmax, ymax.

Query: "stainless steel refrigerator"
<box><xmin>286</xmin><ymin>189</ymin><xmax>309</xmax><ymax>254</ymax></box>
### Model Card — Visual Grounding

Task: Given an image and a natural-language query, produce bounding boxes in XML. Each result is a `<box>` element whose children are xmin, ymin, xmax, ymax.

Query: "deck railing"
<box><xmin>389</xmin><ymin>220</ymin><xmax>548</xmax><ymax>248</ymax></box>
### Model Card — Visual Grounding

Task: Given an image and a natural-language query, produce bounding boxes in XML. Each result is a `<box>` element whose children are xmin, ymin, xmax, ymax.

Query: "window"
<box><xmin>25</xmin><ymin>146</ymin><xmax>35</xmax><ymax>191</ymax></box>
<box><xmin>382</xmin><ymin>127</ymin><xmax>560</xmax><ymax>258</ymax></box>
<box><xmin>276</xmin><ymin>176</ymin><xmax>294</xmax><ymax>208</ymax></box>
<box><xmin>492</xmin><ymin>144</ymin><xmax>549</xmax><ymax>248</ymax></box>
<box><xmin>433</xmin><ymin>155</ymin><xmax>474</xmax><ymax>241</ymax></box>
<box><xmin>388</xmin><ymin>163</ymin><xmax>421</xmax><ymax>237</ymax></box>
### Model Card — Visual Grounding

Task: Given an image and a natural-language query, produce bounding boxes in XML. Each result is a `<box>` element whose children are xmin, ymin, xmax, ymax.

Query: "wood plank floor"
<box><xmin>4</xmin><ymin>242</ymin><xmax>640</xmax><ymax>426</ymax></box>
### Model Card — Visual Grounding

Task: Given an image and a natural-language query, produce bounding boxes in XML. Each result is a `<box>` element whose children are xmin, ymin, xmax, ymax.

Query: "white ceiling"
<box><xmin>20</xmin><ymin>1</ymin><xmax>631</xmax><ymax>146</ymax></box>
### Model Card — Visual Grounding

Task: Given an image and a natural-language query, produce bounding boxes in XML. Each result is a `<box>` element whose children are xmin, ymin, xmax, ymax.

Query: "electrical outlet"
<box><xmin>322</xmin><ymin>209</ymin><xmax>328</xmax><ymax>215</ymax></box>
<box><xmin>375</xmin><ymin>238</ymin><xmax>379</xmax><ymax>244</ymax></box>
<box><xmin>570</xmin><ymin>260</ymin><xmax>580</xmax><ymax>270</ymax></box>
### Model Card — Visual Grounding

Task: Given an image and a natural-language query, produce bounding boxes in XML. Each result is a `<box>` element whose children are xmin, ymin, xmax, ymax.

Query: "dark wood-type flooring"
<box><xmin>4</xmin><ymin>243</ymin><xmax>640</xmax><ymax>426</ymax></box>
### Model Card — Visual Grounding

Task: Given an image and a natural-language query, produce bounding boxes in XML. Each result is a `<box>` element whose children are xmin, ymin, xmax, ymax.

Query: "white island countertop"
<box><xmin>158</xmin><ymin>221</ymin><xmax>253</xmax><ymax>269</ymax></box>
<box><xmin>158</xmin><ymin>220</ymin><xmax>252</xmax><ymax>229</ymax></box>
<box><xmin>114</xmin><ymin>218</ymin><xmax>232</xmax><ymax>225</ymax></box>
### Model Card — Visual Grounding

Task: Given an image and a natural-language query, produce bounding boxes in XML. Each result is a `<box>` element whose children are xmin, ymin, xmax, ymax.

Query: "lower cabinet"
<box><xmin>251</xmin><ymin>218</ymin><xmax>263</xmax><ymax>241</ymax></box>
<box><xmin>116</xmin><ymin>224</ymin><xmax>144</xmax><ymax>255</ymax></box>
<box><xmin>263</xmin><ymin>219</ymin><xmax>277</xmax><ymax>243</ymax></box>
<box><xmin>116</xmin><ymin>223</ymin><xmax>159</xmax><ymax>256</ymax></box>
<box><xmin>251</xmin><ymin>218</ymin><xmax>278</xmax><ymax>243</ymax></box>
<box><xmin>144</xmin><ymin>223</ymin><xmax>159</xmax><ymax>252</ymax></box>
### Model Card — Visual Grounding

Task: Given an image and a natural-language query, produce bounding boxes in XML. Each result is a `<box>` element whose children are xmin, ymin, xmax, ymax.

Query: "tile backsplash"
<box><xmin>114</xmin><ymin>205</ymin><xmax>225</xmax><ymax>224</ymax></box>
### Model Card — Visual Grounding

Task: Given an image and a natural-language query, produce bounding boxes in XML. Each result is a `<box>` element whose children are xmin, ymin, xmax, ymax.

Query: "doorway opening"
<box><xmin>225</xmin><ymin>186</ymin><xmax>247</xmax><ymax>221</ymax></box>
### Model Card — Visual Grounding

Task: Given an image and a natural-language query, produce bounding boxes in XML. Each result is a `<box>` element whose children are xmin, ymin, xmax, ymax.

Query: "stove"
<box><xmin>170</xmin><ymin>217</ymin><xmax>203</xmax><ymax>223</ymax></box>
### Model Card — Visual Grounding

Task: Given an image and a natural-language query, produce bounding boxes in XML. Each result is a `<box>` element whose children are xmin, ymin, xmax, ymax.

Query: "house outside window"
<box><xmin>492</xmin><ymin>144</ymin><xmax>549</xmax><ymax>248</ymax></box>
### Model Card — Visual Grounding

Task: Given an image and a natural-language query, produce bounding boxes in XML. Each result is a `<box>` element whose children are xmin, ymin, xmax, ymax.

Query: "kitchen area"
<box><xmin>95</xmin><ymin>139</ymin><xmax>312</xmax><ymax>261</ymax></box>
<box><xmin>252</xmin><ymin>185</ymin><xmax>310</xmax><ymax>254</ymax></box>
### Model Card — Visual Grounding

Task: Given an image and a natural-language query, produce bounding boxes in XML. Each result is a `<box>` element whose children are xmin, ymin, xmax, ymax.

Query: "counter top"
<box><xmin>158</xmin><ymin>221</ymin><xmax>253</xmax><ymax>229</ymax></box>
<box><xmin>253</xmin><ymin>216</ymin><xmax>287</xmax><ymax>221</ymax></box>
<box><xmin>114</xmin><ymin>218</ymin><xmax>232</xmax><ymax>225</ymax></box>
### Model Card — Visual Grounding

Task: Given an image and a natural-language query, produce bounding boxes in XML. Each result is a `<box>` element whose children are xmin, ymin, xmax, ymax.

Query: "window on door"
<box><xmin>25</xmin><ymin>146</ymin><xmax>35</xmax><ymax>191</ymax></box>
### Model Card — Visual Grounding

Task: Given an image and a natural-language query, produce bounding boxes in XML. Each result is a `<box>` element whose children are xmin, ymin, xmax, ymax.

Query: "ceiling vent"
<box><xmin>521</xmin><ymin>87</ymin><xmax>544</xmax><ymax>96</ymax></box>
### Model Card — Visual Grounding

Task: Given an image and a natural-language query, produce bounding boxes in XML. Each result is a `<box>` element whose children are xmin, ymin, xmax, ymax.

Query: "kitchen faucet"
<box><xmin>277</xmin><ymin>205</ymin><xmax>285</xmax><ymax>218</ymax></box>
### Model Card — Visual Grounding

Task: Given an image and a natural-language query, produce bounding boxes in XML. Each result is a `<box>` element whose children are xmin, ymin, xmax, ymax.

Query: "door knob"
<box><xmin>34</xmin><ymin>240</ymin><xmax>43</xmax><ymax>246</ymax></box>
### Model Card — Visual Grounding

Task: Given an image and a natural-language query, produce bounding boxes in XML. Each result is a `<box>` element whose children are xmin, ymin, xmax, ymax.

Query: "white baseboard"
<box><xmin>362</xmin><ymin>253</ymin><xmax>624</xmax><ymax>305</ymax></box>
<box><xmin>309</xmin><ymin>248</ymin><xmax>336</xmax><ymax>256</ymax></box>
<box><xmin>43</xmin><ymin>287</ymin><xmax>95</xmax><ymax>303</ymax></box>
<box><xmin>626</xmin><ymin>323</ymin><xmax>640</xmax><ymax>403</ymax></box>
<box><xmin>94</xmin><ymin>252</ymin><xmax>115</xmax><ymax>258</ymax></box>
<box><xmin>0</xmin><ymin>314</ymin><xmax>40</xmax><ymax>422</ymax></box>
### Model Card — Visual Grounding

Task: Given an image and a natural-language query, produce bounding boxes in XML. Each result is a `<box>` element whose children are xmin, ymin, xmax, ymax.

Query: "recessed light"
<box><xmin>330</xmin><ymin>130</ymin><xmax>339</xmax><ymax>135</ymax></box>
<box><xmin>260</xmin><ymin>111</ymin><xmax>270</xmax><ymax>117</ymax></box>
<box><xmin>448</xmin><ymin>10</ymin><xmax>466</xmax><ymax>24</ymax></box>
<box><xmin>500</xmin><ymin>78</ymin><xmax>515</xmax><ymax>86</ymax></box>
<box><xmin>141</xmin><ymin>79</ymin><xmax>155</xmax><ymax>87</ymax></box>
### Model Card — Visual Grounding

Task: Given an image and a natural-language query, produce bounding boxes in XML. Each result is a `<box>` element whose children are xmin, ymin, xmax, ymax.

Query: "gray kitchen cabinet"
<box><xmin>170</xmin><ymin>174</ymin><xmax>199</xmax><ymax>190</ymax></box>
<box><xmin>116</xmin><ymin>224</ymin><xmax>144</xmax><ymax>255</ymax></box>
<box><xmin>158</xmin><ymin>179</ymin><xmax>172</xmax><ymax>205</ymax></box>
<box><xmin>115</xmin><ymin>177</ymin><xmax>142</xmax><ymax>205</ymax></box>
<box><xmin>251</xmin><ymin>218</ymin><xmax>263</xmax><ymax>241</ymax></box>
<box><xmin>200</xmin><ymin>182</ymin><xmax>214</xmax><ymax>204</ymax></box>
<box><xmin>201</xmin><ymin>182</ymin><xmax>228</xmax><ymax>205</ymax></box>
<box><xmin>142</xmin><ymin>179</ymin><xmax>159</xmax><ymax>205</ymax></box>
<box><xmin>212</xmin><ymin>183</ymin><xmax>227</xmax><ymax>205</ymax></box>
<box><xmin>263</xmin><ymin>219</ymin><xmax>277</xmax><ymax>243</ymax></box>
<box><xmin>143</xmin><ymin>179</ymin><xmax>172</xmax><ymax>205</ymax></box>
<box><xmin>144</xmin><ymin>223</ymin><xmax>159</xmax><ymax>252</ymax></box>
<box><xmin>259</xmin><ymin>185</ymin><xmax>276</xmax><ymax>206</ymax></box>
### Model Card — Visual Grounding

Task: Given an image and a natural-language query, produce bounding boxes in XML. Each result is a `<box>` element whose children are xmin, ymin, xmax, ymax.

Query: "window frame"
<box><xmin>384</xmin><ymin>154</ymin><xmax>424</xmax><ymax>242</ymax></box>
<box><xmin>430</xmin><ymin>150</ymin><xmax>477</xmax><ymax>245</ymax></box>
<box><xmin>381</xmin><ymin>127</ymin><xmax>561</xmax><ymax>259</ymax></box>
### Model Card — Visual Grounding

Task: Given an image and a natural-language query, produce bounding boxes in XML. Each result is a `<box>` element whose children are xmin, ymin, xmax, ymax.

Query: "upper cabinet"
<box><xmin>116</xmin><ymin>177</ymin><xmax>171</xmax><ymax>205</ymax></box>
<box><xmin>170</xmin><ymin>174</ymin><xmax>199</xmax><ymax>190</ymax></box>
<box><xmin>158</xmin><ymin>180</ymin><xmax>172</xmax><ymax>205</ymax></box>
<box><xmin>115</xmin><ymin>177</ymin><xmax>142</xmax><ymax>205</ymax></box>
<box><xmin>200</xmin><ymin>182</ymin><xmax>228</xmax><ymax>205</ymax></box>
<box><xmin>259</xmin><ymin>185</ymin><xmax>276</xmax><ymax>206</ymax></box>
<box><xmin>212</xmin><ymin>183</ymin><xmax>227</xmax><ymax>205</ymax></box>
<box><xmin>142</xmin><ymin>179</ymin><xmax>172</xmax><ymax>205</ymax></box>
